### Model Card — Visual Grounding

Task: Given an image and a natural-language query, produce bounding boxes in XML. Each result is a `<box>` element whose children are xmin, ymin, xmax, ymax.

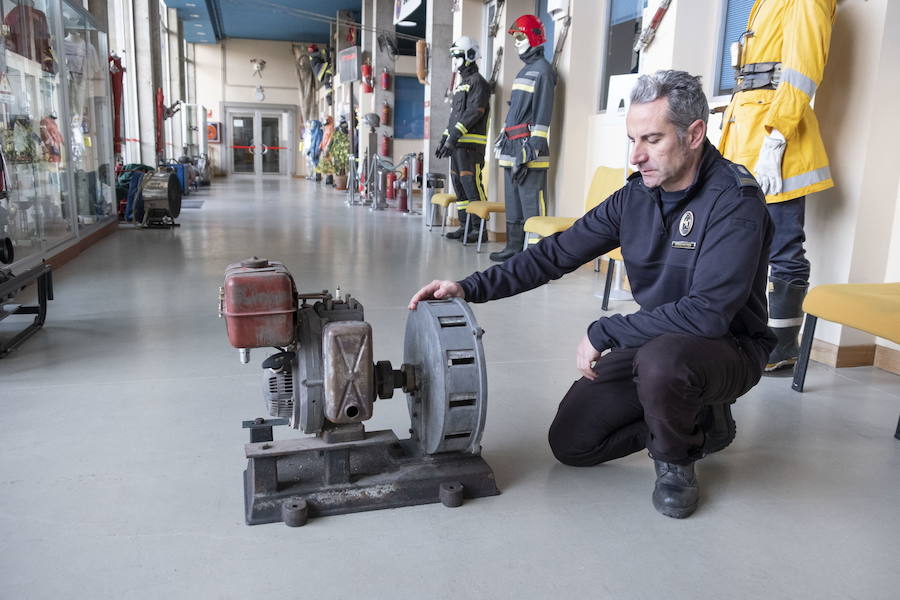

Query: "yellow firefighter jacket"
<box><xmin>718</xmin><ymin>0</ymin><xmax>836</xmax><ymax>203</ymax></box>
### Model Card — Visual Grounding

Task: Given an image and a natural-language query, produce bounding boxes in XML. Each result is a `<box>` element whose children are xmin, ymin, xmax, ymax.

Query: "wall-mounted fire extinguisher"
<box><xmin>379</xmin><ymin>135</ymin><xmax>391</xmax><ymax>157</ymax></box>
<box><xmin>360</xmin><ymin>62</ymin><xmax>373</xmax><ymax>93</ymax></box>
<box><xmin>381</xmin><ymin>101</ymin><xmax>391</xmax><ymax>127</ymax></box>
<box><xmin>381</xmin><ymin>68</ymin><xmax>391</xmax><ymax>91</ymax></box>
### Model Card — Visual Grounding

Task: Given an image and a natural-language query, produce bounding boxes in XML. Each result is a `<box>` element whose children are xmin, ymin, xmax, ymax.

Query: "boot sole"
<box><xmin>652</xmin><ymin>497</ymin><xmax>699</xmax><ymax>519</ymax></box>
<box><xmin>764</xmin><ymin>358</ymin><xmax>797</xmax><ymax>372</ymax></box>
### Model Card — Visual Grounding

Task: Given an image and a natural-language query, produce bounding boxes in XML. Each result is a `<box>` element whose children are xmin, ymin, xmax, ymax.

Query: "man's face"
<box><xmin>626</xmin><ymin>97</ymin><xmax>704</xmax><ymax>191</ymax></box>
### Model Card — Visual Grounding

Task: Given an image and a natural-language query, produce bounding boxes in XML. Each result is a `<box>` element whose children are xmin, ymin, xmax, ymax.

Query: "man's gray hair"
<box><xmin>630</xmin><ymin>70</ymin><xmax>709</xmax><ymax>139</ymax></box>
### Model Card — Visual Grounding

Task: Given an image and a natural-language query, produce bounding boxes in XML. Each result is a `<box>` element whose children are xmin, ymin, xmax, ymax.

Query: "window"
<box><xmin>716</xmin><ymin>0</ymin><xmax>754</xmax><ymax>96</ymax></box>
<box><xmin>536</xmin><ymin>0</ymin><xmax>556</xmax><ymax>63</ymax></box>
<box><xmin>599</xmin><ymin>0</ymin><xmax>646</xmax><ymax>111</ymax></box>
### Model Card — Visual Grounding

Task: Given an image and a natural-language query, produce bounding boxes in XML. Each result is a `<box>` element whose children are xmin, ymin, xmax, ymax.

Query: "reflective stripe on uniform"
<box><xmin>539</xmin><ymin>189</ymin><xmax>546</xmax><ymax>216</ymax></box>
<box><xmin>526</xmin><ymin>160</ymin><xmax>550</xmax><ymax>168</ymax></box>
<box><xmin>455</xmin><ymin>84</ymin><xmax>471</xmax><ymax>93</ymax></box>
<box><xmin>782</xmin><ymin>166</ymin><xmax>832</xmax><ymax>194</ymax></box>
<box><xmin>475</xmin><ymin>163</ymin><xmax>486</xmax><ymax>202</ymax></box>
<box><xmin>459</xmin><ymin>134</ymin><xmax>487</xmax><ymax>144</ymax></box>
<box><xmin>768</xmin><ymin>317</ymin><xmax>804</xmax><ymax>328</ymax></box>
<box><xmin>454</xmin><ymin>122</ymin><xmax>468</xmax><ymax>134</ymax></box>
<box><xmin>512</xmin><ymin>78</ymin><xmax>535</xmax><ymax>93</ymax></box>
<box><xmin>531</xmin><ymin>125</ymin><xmax>550</xmax><ymax>138</ymax></box>
<box><xmin>780</xmin><ymin>67</ymin><xmax>817</xmax><ymax>99</ymax></box>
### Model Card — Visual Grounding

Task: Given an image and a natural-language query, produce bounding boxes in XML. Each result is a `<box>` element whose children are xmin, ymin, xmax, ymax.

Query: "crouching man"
<box><xmin>409</xmin><ymin>70</ymin><xmax>775</xmax><ymax>518</ymax></box>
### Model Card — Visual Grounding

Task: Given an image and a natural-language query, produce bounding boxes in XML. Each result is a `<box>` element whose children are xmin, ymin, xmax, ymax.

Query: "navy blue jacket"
<box><xmin>459</xmin><ymin>142</ymin><xmax>776</xmax><ymax>362</ymax></box>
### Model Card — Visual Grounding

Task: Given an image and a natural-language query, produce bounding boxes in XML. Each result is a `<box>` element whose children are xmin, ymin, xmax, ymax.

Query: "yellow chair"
<box><xmin>428</xmin><ymin>192</ymin><xmax>458</xmax><ymax>236</ymax></box>
<box><xmin>792</xmin><ymin>283</ymin><xmax>900</xmax><ymax>388</ymax></box>
<box><xmin>523</xmin><ymin>166</ymin><xmax>628</xmax><ymax>310</ymax></box>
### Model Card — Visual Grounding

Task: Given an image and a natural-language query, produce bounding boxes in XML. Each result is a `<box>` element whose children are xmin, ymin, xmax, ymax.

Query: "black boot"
<box><xmin>652</xmin><ymin>459</ymin><xmax>699</xmax><ymax>519</ymax></box>
<box><xmin>445</xmin><ymin>208</ymin><xmax>468</xmax><ymax>240</ymax></box>
<box><xmin>463</xmin><ymin>214</ymin><xmax>483</xmax><ymax>244</ymax></box>
<box><xmin>489</xmin><ymin>222</ymin><xmax>524</xmax><ymax>262</ymax></box>
<box><xmin>700</xmin><ymin>402</ymin><xmax>736</xmax><ymax>456</ymax></box>
<box><xmin>766</xmin><ymin>277</ymin><xmax>809</xmax><ymax>372</ymax></box>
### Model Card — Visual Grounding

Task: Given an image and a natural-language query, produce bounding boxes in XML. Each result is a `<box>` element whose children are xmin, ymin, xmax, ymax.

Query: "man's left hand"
<box><xmin>576</xmin><ymin>335</ymin><xmax>601</xmax><ymax>380</ymax></box>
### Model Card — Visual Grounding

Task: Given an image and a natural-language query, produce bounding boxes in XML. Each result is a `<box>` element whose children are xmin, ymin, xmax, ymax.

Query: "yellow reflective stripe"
<box><xmin>531</xmin><ymin>129</ymin><xmax>549</xmax><ymax>139</ymax></box>
<box><xmin>459</xmin><ymin>135</ymin><xmax>487</xmax><ymax>144</ymax></box>
<box><xmin>526</xmin><ymin>161</ymin><xmax>550</xmax><ymax>168</ymax></box>
<box><xmin>442</xmin><ymin>129</ymin><xmax>448</xmax><ymax>136</ymax></box>
<box><xmin>512</xmin><ymin>83</ymin><xmax>535</xmax><ymax>93</ymax></box>
<box><xmin>457</xmin><ymin>199</ymin><xmax>470</xmax><ymax>209</ymax></box>
<box><xmin>498</xmin><ymin>159</ymin><xmax>514</xmax><ymax>167</ymax></box>
<box><xmin>540</xmin><ymin>190</ymin><xmax>546</xmax><ymax>216</ymax></box>
<box><xmin>454</xmin><ymin>122</ymin><xmax>468</xmax><ymax>134</ymax></box>
<box><xmin>475</xmin><ymin>164</ymin><xmax>487</xmax><ymax>202</ymax></box>
<box><xmin>455</xmin><ymin>84</ymin><xmax>471</xmax><ymax>92</ymax></box>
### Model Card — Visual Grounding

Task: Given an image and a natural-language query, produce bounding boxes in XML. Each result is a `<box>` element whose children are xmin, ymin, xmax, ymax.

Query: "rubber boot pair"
<box><xmin>766</xmin><ymin>277</ymin><xmax>809</xmax><ymax>372</ymax></box>
<box><xmin>446</xmin><ymin>209</ymin><xmax>481</xmax><ymax>242</ymax></box>
<box><xmin>489</xmin><ymin>222</ymin><xmax>524</xmax><ymax>262</ymax></box>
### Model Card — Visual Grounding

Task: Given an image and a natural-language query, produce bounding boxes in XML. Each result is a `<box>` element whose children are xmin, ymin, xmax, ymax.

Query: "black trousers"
<box><xmin>449</xmin><ymin>146</ymin><xmax>486</xmax><ymax>211</ymax></box>
<box><xmin>548</xmin><ymin>334</ymin><xmax>765</xmax><ymax>465</ymax></box>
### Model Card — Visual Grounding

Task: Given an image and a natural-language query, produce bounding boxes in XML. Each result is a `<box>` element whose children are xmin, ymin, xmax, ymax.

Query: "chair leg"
<box><xmin>895</xmin><ymin>413</ymin><xmax>900</xmax><ymax>440</ymax></box>
<box><xmin>428</xmin><ymin>204</ymin><xmax>436</xmax><ymax>231</ymax></box>
<box><xmin>476</xmin><ymin>218</ymin><xmax>485</xmax><ymax>253</ymax></box>
<box><xmin>792</xmin><ymin>314</ymin><xmax>818</xmax><ymax>392</ymax></box>
<box><xmin>440</xmin><ymin>206</ymin><xmax>447</xmax><ymax>236</ymax></box>
<box><xmin>602</xmin><ymin>258</ymin><xmax>615</xmax><ymax>311</ymax></box>
<box><xmin>462</xmin><ymin>213</ymin><xmax>472</xmax><ymax>247</ymax></box>
<box><xmin>522</xmin><ymin>232</ymin><xmax>530</xmax><ymax>252</ymax></box>
<box><xmin>594</xmin><ymin>257</ymin><xmax>600</xmax><ymax>272</ymax></box>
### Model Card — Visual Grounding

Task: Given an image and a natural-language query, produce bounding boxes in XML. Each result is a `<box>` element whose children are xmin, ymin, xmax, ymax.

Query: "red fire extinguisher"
<box><xmin>381</xmin><ymin>68</ymin><xmax>391</xmax><ymax>91</ymax></box>
<box><xmin>386</xmin><ymin>172</ymin><xmax>396</xmax><ymax>200</ymax></box>
<box><xmin>360</xmin><ymin>62</ymin><xmax>373</xmax><ymax>93</ymax></box>
<box><xmin>379</xmin><ymin>135</ymin><xmax>391</xmax><ymax>157</ymax></box>
<box><xmin>397</xmin><ymin>186</ymin><xmax>408</xmax><ymax>213</ymax></box>
<box><xmin>381</xmin><ymin>101</ymin><xmax>391</xmax><ymax>127</ymax></box>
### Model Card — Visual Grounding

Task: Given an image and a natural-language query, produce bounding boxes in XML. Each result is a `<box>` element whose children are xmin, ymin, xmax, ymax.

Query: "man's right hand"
<box><xmin>434</xmin><ymin>139</ymin><xmax>446</xmax><ymax>159</ymax></box>
<box><xmin>408</xmin><ymin>280</ymin><xmax>465</xmax><ymax>310</ymax></box>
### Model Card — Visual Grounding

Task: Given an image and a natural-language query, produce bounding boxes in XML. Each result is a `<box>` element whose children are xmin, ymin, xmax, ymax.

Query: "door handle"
<box><xmin>261</xmin><ymin>145</ymin><xmax>269</xmax><ymax>155</ymax></box>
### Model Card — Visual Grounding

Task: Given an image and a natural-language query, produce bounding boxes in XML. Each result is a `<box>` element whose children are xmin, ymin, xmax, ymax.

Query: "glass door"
<box><xmin>259</xmin><ymin>115</ymin><xmax>283</xmax><ymax>174</ymax></box>
<box><xmin>228</xmin><ymin>110</ymin><xmax>285</xmax><ymax>175</ymax></box>
<box><xmin>230</xmin><ymin>112</ymin><xmax>255</xmax><ymax>174</ymax></box>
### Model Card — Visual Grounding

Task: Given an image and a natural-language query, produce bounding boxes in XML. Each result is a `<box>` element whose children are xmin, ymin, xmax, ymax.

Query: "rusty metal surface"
<box><xmin>222</xmin><ymin>259</ymin><xmax>296</xmax><ymax>349</ymax></box>
<box><xmin>322</xmin><ymin>321</ymin><xmax>374</xmax><ymax>424</ymax></box>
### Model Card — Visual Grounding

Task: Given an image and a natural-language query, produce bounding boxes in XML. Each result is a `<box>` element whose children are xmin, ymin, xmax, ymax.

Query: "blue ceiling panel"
<box><xmin>164</xmin><ymin>0</ymin><xmax>218</xmax><ymax>43</ymax></box>
<box><xmin>213</xmin><ymin>0</ymin><xmax>362</xmax><ymax>43</ymax></box>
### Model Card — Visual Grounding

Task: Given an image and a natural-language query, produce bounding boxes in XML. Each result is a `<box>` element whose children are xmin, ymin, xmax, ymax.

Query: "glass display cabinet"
<box><xmin>0</xmin><ymin>0</ymin><xmax>113</xmax><ymax>267</ymax></box>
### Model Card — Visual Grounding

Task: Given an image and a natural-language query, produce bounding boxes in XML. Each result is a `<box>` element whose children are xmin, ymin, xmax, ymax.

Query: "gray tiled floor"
<box><xmin>1</xmin><ymin>177</ymin><xmax>898</xmax><ymax>599</ymax></box>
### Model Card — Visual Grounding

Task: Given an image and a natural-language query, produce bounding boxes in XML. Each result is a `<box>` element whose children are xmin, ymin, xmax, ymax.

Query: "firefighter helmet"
<box><xmin>508</xmin><ymin>14</ymin><xmax>546</xmax><ymax>47</ymax></box>
<box><xmin>450</xmin><ymin>36</ymin><xmax>480</xmax><ymax>64</ymax></box>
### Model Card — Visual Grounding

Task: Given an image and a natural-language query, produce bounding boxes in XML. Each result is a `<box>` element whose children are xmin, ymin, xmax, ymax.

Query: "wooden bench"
<box><xmin>791</xmin><ymin>282</ymin><xmax>900</xmax><ymax>439</ymax></box>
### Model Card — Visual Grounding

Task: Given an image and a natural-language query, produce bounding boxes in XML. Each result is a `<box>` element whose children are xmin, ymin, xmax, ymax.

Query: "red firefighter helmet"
<box><xmin>307</xmin><ymin>43</ymin><xmax>319</xmax><ymax>54</ymax></box>
<box><xmin>508</xmin><ymin>14</ymin><xmax>546</xmax><ymax>47</ymax></box>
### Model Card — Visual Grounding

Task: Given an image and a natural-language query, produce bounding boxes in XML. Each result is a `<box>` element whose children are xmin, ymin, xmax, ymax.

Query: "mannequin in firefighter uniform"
<box><xmin>718</xmin><ymin>0</ymin><xmax>836</xmax><ymax>371</ymax></box>
<box><xmin>437</xmin><ymin>37</ymin><xmax>491</xmax><ymax>243</ymax></box>
<box><xmin>491</xmin><ymin>14</ymin><xmax>557</xmax><ymax>262</ymax></box>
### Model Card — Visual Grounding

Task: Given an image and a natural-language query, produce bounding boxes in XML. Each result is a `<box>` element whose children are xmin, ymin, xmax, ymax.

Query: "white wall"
<box><xmin>195</xmin><ymin>39</ymin><xmax>306</xmax><ymax>176</ymax></box>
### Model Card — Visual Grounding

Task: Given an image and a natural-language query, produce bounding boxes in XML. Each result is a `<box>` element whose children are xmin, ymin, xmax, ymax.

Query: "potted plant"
<box><xmin>322</xmin><ymin>128</ymin><xmax>350</xmax><ymax>190</ymax></box>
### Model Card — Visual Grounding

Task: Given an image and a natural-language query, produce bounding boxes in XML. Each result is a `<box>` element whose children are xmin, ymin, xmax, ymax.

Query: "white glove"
<box><xmin>753</xmin><ymin>129</ymin><xmax>786</xmax><ymax>196</ymax></box>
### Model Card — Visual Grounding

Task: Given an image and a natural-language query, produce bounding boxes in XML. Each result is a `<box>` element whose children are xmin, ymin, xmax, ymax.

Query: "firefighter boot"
<box><xmin>489</xmin><ymin>222</ymin><xmax>524</xmax><ymax>262</ymax></box>
<box><xmin>652</xmin><ymin>459</ymin><xmax>699</xmax><ymax>519</ymax></box>
<box><xmin>463</xmin><ymin>213</ymin><xmax>483</xmax><ymax>244</ymax></box>
<box><xmin>766</xmin><ymin>277</ymin><xmax>809</xmax><ymax>372</ymax></box>
<box><xmin>445</xmin><ymin>209</ymin><xmax>469</xmax><ymax>240</ymax></box>
<box><xmin>700</xmin><ymin>401</ymin><xmax>736</xmax><ymax>456</ymax></box>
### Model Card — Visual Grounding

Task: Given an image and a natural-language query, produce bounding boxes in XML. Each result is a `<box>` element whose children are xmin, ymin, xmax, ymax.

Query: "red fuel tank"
<box><xmin>222</xmin><ymin>257</ymin><xmax>297</xmax><ymax>349</ymax></box>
